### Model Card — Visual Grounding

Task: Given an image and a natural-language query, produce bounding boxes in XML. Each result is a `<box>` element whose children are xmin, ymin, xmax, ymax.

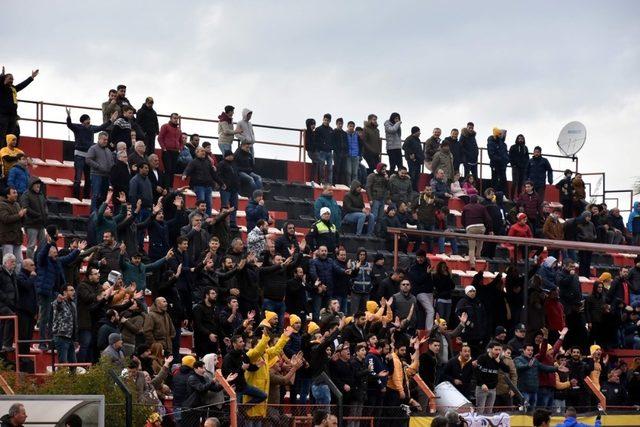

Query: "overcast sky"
<box><xmin>5</xmin><ymin>1</ymin><xmax>640</xmax><ymax>207</ymax></box>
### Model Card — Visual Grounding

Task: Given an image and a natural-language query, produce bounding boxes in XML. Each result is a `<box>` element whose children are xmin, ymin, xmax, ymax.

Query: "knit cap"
<box><xmin>307</xmin><ymin>321</ymin><xmax>320</xmax><ymax>335</ymax></box>
<box><xmin>288</xmin><ymin>314</ymin><xmax>301</xmax><ymax>326</ymax></box>
<box><xmin>366</xmin><ymin>301</ymin><xmax>379</xmax><ymax>314</ymax></box>
<box><xmin>181</xmin><ymin>355</ymin><xmax>196</xmax><ymax>368</ymax></box>
<box><xmin>108</xmin><ymin>333</ymin><xmax>122</xmax><ymax>345</ymax></box>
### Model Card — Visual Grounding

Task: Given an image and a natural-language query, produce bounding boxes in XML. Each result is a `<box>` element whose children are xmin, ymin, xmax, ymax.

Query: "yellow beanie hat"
<box><xmin>366</xmin><ymin>301</ymin><xmax>379</xmax><ymax>314</ymax></box>
<box><xmin>598</xmin><ymin>272</ymin><xmax>612</xmax><ymax>282</ymax></box>
<box><xmin>5</xmin><ymin>134</ymin><xmax>16</xmax><ymax>144</ymax></box>
<box><xmin>590</xmin><ymin>344</ymin><xmax>601</xmax><ymax>356</ymax></box>
<box><xmin>181</xmin><ymin>355</ymin><xmax>196</xmax><ymax>368</ymax></box>
<box><xmin>344</xmin><ymin>316</ymin><xmax>354</xmax><ymax>325</ymax></box>
<box><xmin>307</xmin><ymin>321</ymin><xmax>320</xmax><ymax>335</ymax></box>
<box><xmin>288</xmin><ymin>314</ymin><xmax>301</xmax><ymax>326</ymax></box>
<box><xmin>435</xmin><ymin>318</ymin><xmax>447</xmax><ymax>327</ymax></box>
<box><xmin>492</xmin><ymin>127</ymin><xmax>501</xmax><ymax>137</ymax></box>
<box><xmin>264</xmin><ymin>310</ymin><xmax>277</xmax><ymax>322</ymax></box>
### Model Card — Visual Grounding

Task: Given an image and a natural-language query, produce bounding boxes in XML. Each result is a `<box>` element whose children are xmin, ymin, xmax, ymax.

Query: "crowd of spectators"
<box><xmin>0</xmin><ymin>67</ymin><xmax>639</xmax><ymax>426</ymax></box>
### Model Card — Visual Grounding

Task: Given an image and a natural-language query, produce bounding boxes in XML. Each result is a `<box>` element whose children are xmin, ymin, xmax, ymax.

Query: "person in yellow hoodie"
<box><xmin>0</xmin><ymin>134</ymin><xmax>24</xmax><ymax>177</ymax></box>
<box><xmin>243</xmin><ymin>313</ymin><xmax>294</xmax><ymax>420</ymax></box>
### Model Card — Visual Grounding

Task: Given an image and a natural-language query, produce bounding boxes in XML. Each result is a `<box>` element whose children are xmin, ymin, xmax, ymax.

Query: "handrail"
<box><xmin>215</xmin><ymin>369</ymin><xmax>237</xmax><ymax>427</ymax></box>
<box><xmin>0</xmin><ymin>373</ymin><xmax>14</xmax><ymax>395</ymax></box>
<box><xmin>411</xmin><ymin>374</ymin><xmax>437</xmax><ymax>414</ymax></box>
<box><xmin>584</xmin><ymin>376</ymin><xmax>606</xmax><ymax>411</ymax></box>
<box><xmin>109</xmin><ymin>368</ymin><xmax>133</xmax><ymax>427</ymax></box>
<box><xmin>318</xmin><ymin>371</ymin><xmax>343</xmax><ymax>426</ymax></box>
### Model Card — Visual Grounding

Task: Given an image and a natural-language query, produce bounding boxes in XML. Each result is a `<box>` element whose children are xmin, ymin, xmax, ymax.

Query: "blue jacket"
<box><xmin>128</xmin><ymin>173</ymin><xmax>154</xmax><ymax>209</ymax></box>
<box><xmin>35</xmin><ymin>243</ymin><xmax>80</xmax><ymax>298</ymax></box>
<box><xmin>246</xmin><ymin>200</ymin><xmax>269</xmax><ymax>231</ymax></box>
<box><xmin>346</xmin><ymin>131</ymin><xmax>360</xmax><ymax>157</ymax></box>
<box><xmin>283</xmin><ymin>332</ymin><xmax>302</xmax><ymax>358</ymax></box>
<box><xmin>309</xmin><ymin>256</ymin><xmax>345</xmax><ymax>295</ymax></box>
<box><xmin>364</xmin><ymin>350</ymin><xmax>388</xmax><ymax>389</ymax></box>
<box><xmin>514</xmin><ymin>354</ymin><xmax>556</xmax><ymax>392</ymax></box>
<box><xmin>66</xmin><ymin>116</ymin><xmax>111</xmax><ymax>154</ymax></box>
<box><xmin>525</xmin><ymin>156</ymin><xmax>553</xmax><ymax>189</ymax></box>
<box><xmin>538</xmin><ymin>263</ymin><xmax>558</xmax><ymax>291</ymax></box>
<box><xmin>487</xmin><ymin>136</ymin><xmax>509</xmax><ymax>168</ymax></box>
<box><xmin>314</xmin><ymin>195</ymin><xmax>342</xmax><ymax>228</ymax></box>
<box><xmin>556</xmin><ymin>416</ymin><xmax>601</xmax><ymax>427</ymax></box>
<box><xmin>120</xmin><ymin>256</ymin><xmax>166</xmax><ymax>291</ymax></box>
<box><xmin>627</xmin><ymin>201</ymin><xmax>640</xmax><ymax>233</ymax></box>
<box><xmin>7</xmin><ymin>164</ymin><xmax>29</xmax><ymax>194</ymax></box>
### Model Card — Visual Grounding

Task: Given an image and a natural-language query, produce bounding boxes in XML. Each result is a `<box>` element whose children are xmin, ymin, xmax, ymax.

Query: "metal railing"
<box><xmin>16</xmin><ymin>99</ymin><xmax>634</xmax><ymax>210</ymax></box>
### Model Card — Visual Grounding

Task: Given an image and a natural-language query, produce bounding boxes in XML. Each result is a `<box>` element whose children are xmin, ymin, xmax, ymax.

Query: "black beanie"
<box><xmin>411</xmin><ymin>126</ymin><xmax>420</xmax><ymax>134</ymax></box>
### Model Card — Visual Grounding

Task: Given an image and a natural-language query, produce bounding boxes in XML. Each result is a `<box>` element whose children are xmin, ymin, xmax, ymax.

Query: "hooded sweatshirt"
<box><xmin>627</xmin><ymin>201</ymin><xmax>640</xmax><ymax>233</ymax></box>
<box><xmin>342</xmin><ymin>180</ymin><xmax>365</xmax><ymax>214</ymax></box>
<box><xmin>20</xmin><ymin>177</ymin><xmax>47</xmax><ymax>228</ymax></box>
<box><xmin>236</xmin><ymin>108</ymin><xmax>255</xmax><ymax>144</ymax></box>
<box><xmin>459</xmin><ymin>127</ymin><xmax>478</xmax><ymax>164</ymax></box>
<box><xmin>508</xmin><ymin>136</ymin><xmax>529</xmax><ymax>169</ymax></box>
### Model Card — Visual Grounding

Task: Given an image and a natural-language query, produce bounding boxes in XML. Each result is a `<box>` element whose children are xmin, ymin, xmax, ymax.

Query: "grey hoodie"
<box><xmin>237</xmin><ymin>108</ymin><xmax>255</xmax><ymax>143</ymax></box>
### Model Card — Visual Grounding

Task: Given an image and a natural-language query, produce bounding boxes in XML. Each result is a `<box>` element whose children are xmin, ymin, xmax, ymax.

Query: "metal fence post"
<box><xmin>109</xmin><ymin>369</ymin><xmax>132</xmax><ymax>427</ymax></box>
<box><xmin>319</xmin><ymin>372</ymin><xmax>343</xmax><ymax>426</ymax></box>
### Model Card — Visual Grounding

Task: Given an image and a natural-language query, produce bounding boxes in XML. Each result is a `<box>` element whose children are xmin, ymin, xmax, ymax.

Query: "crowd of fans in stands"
<box><xmin>1</xmin><ymin>67</ymin><xmax>640</xmax><ymax>426</ymax></box>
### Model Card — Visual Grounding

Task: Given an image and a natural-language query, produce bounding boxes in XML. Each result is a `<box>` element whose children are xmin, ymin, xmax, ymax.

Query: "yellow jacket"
<box><xmin>243</xmin><ymin>332</ymin><xmax>290</xmax><ymax>417</ymax></box>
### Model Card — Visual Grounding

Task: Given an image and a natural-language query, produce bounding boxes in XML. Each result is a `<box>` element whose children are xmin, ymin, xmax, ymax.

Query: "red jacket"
<box><xmin>544</xmin><ymin>297</ymin><xmax>565</xmax><ymax>331</ymax></box>
<box><xmin>508</xmin><ymin>222</ymin><xmax>533</xmax><ymax>238</ymax></box>
<box><xmin>536</xmin><ymin>337</ymin><xmax>563</xmax><ymax>388</ymax></box>
<box><xmin>158</xmin><ymin>122</ymin><xmax>182</xmax><ymax>151</ymax></box>
<box><xmin>516</xmin><ymin>192</ymin><xmax>542</xmax><ymax>221</ymax></box>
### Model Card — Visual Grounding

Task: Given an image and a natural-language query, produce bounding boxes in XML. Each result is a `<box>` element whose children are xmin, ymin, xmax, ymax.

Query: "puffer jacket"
<box><xmin>508</xmin><ymin>141</ymin><xmax>529</xmax><ymax>169</ymax></box>
<box><xmin>487</xmin><ymin>136</ymin><xmax>509</xmax><ymax>168</ymax></box>
<box><xmin>362</xmin><ymin>121</ymin><xmax>381</xmax><ymax>155</ymax></box>
<box><xmin>384</xmin><ymin>120</ymin><xmax>402</xmax><ymax>151</ymax></box>
<box><xmin>526</xmin><ymin>155</ymin><xmax>553</xmax><ymax>189</ymax></box>
<box><xmin>459</xmin><ymin>127</ymin><xmax>478</xmax><ymax>164</ymax></box>
<box><xmin>7</xmin><ymin>164</ymin><xmax>30</xmax><ymax>194</ymax></box>
<box><xmin>388</xmin><ymin>174</ymin><xmax>413</xmax><ymax>205</ymax></box>
<box><xmin>365</xmin><ymin>171</ymin><xmax>389</xmax><ymax>201</ymax></box>
<box><xmin>342</xmin><ymin>180</ymin><xmax>365</xmax><ymax>214</ymax></box>
<box><xmin>313</xmin><ymin>194</ymin><xmax>342</xmax><ymax>228</ymax></box>
<box><xmin>0</xmin><ymin>196</ymin><xmax>23</xmax><ymax>245</ymax></box>
<box><xmin>183</xmin><ymin>156</ymin><xmax>223</xmax><ymax>188</ymax></box>
<box><xmin>431</xmin><ymin>149</ymin><xmax>455</xmax><ymax>182</ymax></box>
<box><xmin>514</xmin><ymin>354</ymin><xmax>556</xmax><ymax>393</ymax></box>
<box><xmin>52</xmin><ymin>298</ymin><xmax>77</xmax><ymax>339</ymax></box>
<box><xmin>20</xmin><ymin>177</ymin><xmax>47</xmax><ymax>228</ymax></box>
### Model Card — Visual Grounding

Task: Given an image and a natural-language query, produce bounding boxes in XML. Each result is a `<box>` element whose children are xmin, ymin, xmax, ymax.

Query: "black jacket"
<box><xmin>260</xmin><ymin>261</ymin><xmax>296</xmax><ymax>301</ymax></box>
<box><xmin>332</xmin><ymin>128</ymin><xmax>348</xmax><ymax>154</ymax></box>
<box><xmin>218</xmin><ymin>159</ymin><xmax>240</xmax><ymax>192</ymax></box>
<box><xmin>136</xmin><ymin>103</ymin><xmax>159</xmax><ymax>136</ymax></box>
<box><xmin>16</xmin><ymin>268</ymin><xmax>37</xmax><ymax>316</ymax></box>
<box><xmin>444</xmin><ymin>136</ymin><xmax>462</xmax><ymax>170</ymax></box>
<box><xmin>455</xmin><ymin>295</ymin><xmax>487</xmax><ymax>340</ymax></box>
<box><xmin>0</xmin><ymin>267</ymin><xmax>18</xmax><ymax>312</ymax></box>
<box><xmin>110</xmin><ymin>160</ymin><xmax>131</xmax><ymax>196</ymax></box>
<box><xmin>474</xmin><ymin>353</ymin><xmax>510</xmax><ymax>389</ymax></box>
<box><xmin>315</xmin><ymin>124</ymin><xmax>333</xmax><ymax>152</ymax></box>
<box><xmin>20</xmin><ymin>177</ymin><xmax>48</xmax><ymax>228</ymax></box>
<box><xmin>192</xmin><ymin>301</ymin><xmax>220</xmax><ymax>353</ymax></box>
<box><xmin>443</xmin><ymin>356</ymin><xmax>474</xmax><ymax>396</ymax></box>
<box><xmin>172</xmin><ymin>365</ymin><xmax>194</xmax><ymax>407</ymax></box>
<box><xmin>0</xmin><ymin>75</ymin><xmax>33</xmax><ymax>116</ymax></box>
<box><xmin>402</xmin><ymin>135</ymin><xmax>425</xmax><ymax>163</ymax></box>
<box><xmin>222</xmin><ymin>348</ymin><xmax>251</xmax><ymax>391</ymax></box>
<box><xmin>186</xmin><ymin>373</ymin><xmax>222</xmax><ymax>408</ymax></box>
<box><xmin>233</xmin><ymin>148</ymin><xmax>255</xmax><ymax>174</ymax></box>
<box><xmin>508</xmin><ymin>142</ymin><xmax>529</xmax><ymax>169</ymax></box>
<box><xmin>183</xmin><ymin>157</ymin><xmax>223</xmax><ymax>188</ymax></box>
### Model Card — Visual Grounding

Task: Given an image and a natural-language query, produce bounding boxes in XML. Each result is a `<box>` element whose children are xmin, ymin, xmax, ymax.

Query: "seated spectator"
<box><xmin>7</xmin><ymin>153</ymin><xmax>29</xmax><ymax>195</ymax></box>
<box><xmin>246</xmin><ymin>189</ymin><xmax>270</xmax><ymax>231</ymax></box>
<box><xmin>462</xmin><ymin>173</ymin><xmax>479</xmax><ymax>197</ymax></box>
<box><xmin>388</xmin><ymin>166</ymin><xmax>414</xmax><ymax>207</ymax></box>
<box><xmin>377</xmin><ymin>205</ymin><xmax>407</xmax><ymax>253</ymax></box>
<box><xmin>607</xmin><ymin>207</ymin><xmax>628</xmax><ymax>244</ymax></box>
<box><xmin>449</xmin><ymin>171</ymin><xmax>468</xmax><ymax>201</ymax></box>
<box><xmin>128</xmin><ymin>140</ymin><xmax>148</xmax><ymax>171</ymax></box>
<box><xmin>314</xmin><ymin>183</ymin><xmax>342</xmax><ymax>228</ymax></box>
<box><xmin>101</xmin><ymin>333</ymin><xmax>126</xmax><ymax>369</ymax></box>
<box><xmin>342</xmin><ymin>180</ymin><xmax>374</xmax><ymax>236</ymax></box>
<box><xmin>431</xmin><ymin>168</ymin><xmax>452</xmax><ymax>200</ymax></box>
<box><xmin>234</xmin><ymin>140</ymin><xmax>262</xmax><ymax>194</ymax></box>
<box><xmin>181</xmin><ymin>146</ymin><xmax>224</xmax><ymax>215</ymax></box>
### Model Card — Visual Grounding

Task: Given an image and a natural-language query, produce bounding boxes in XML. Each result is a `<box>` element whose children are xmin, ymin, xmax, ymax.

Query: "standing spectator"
<box><xmin>431</xmin><ymin>140</ymin><xmax>455</xmax><ymax>183</ymax></box>
<box><xmin>332</xmin><ymin>118</ymin><xmax>348</xmax><ymax>185</ymax></box>
<box><xmin>114</xmin><ymin>84</ymin><xmax>131</xmax><ymax>110</ymax></box>
<box><xmin>308</xmin><ymin>246</ymin><xmax>348</xmax><ymax>319</ymax></box>
<box><xmin>66</xmin><ymin>107</ymin><xmax>117</xmax><ymax>199</ymax></box>
<box><xmin>101</xmin><ymin>89</ymin><xmax>118</xmax><ymax>122</ymax></box>
<box><xmin>7</xmin><ymin>153</ymin><xmax>29</xmax><ymax>195</ymax></box>
<box><xmin>526</xmin><ymin>146</ymin><xmax>554</xmax><ymax>201</ymax></box>
<box><xmin>143</xmin><ymin>297</ymin><xmax>176</xmax><ymax>354</ymax></box>
<box><xmin>101</xmin><ymin>333</ymin><xmax>125</xmax><ymax>368</ymax></box>
<box><xmin>0</xmin><ymin>134</ymin><xmax>24</xmax><ymax>177</ymax></box>
<box><xmin>86</xmin><ymin>131</ymin><xmax>114</xmax><ymax>212</ymax></box>
<box><xmin>192</xmin><ymin>287</ymin><xmax>221</xmax><ymax>357</ymax></box>
<box><xmin>362</xmin><ymin>114</ymin><xmax>381</xmax><ymax>174</ymax></box>
<box><xmin>392</xmin><ymin>280</ymin><xmax>417</xmax><ymax>332</ymax></box>
<box><xmin>110</xmin><ymin>150</ymin><xmax>131</xmax><ymax>199</ymax></box>
<box><xmin>0</xmin><ymin>187</ymin><xmax>26</xmax><ymax>267</ymax></box>
<box><xmin>444</xmin><ymin>128</ymin><xmax>462</xmax><ymax>175</ymax></box>
<box><xmin>246</xmin><ymin>190</ymin><xmax>270</xmax><ymax>233</ymax></box>
<box><xmin>461</xmin><ymin>195</ymin><xmax>492</xmax><ymax>269</ymax></box>
<box><xmin>365</xmin><ymin>162</ymin><xmax>389</xmax><ymax>223</ymax></box>
<box><xmin>424</xmin><ymin>128</ymin><xmax>442</xmax><ymax>173</ymax></box>
<box><xmin>543</xmin><ymin>208</ymin><xmax>565</xmax><ymax>259</ymax></box>
<box><xmin>217</xmin><ymin>150</ymin><xmax>239</xmax><ymax>228</ymax></box>
<box><xmin>52</xmin><ymin>284</ymin><xmax>78</xmax><ymax>365</ymax></box>
<box><xmin>627</xmin><ymin>202</ymin><xmax>640</xmax><ymax>245</ymax></box>
<box><xmin>409</xmin><ymin>250</ymin><xmax>434</xmax><ymax>330</ymax></box>
<box><xmin>247</xmin><ymin>220</ymin><xmax>269</xmax><ymax>258</ymax></box>
<box><xmin>474</xmin><ymin>342</ymin><xmax>511</xmax><ymax>414</ymax></box>
<box><xmin>16</xmin><ymin>258</ymin><xmax>37</xmax><ymax>357</ymax></box>
<box><xmin>148</xmin><ymin>154</ymin><xmax>170</xmax><ymax>202</ymax></box>
<box><xmin>109</xmin><ymin>105</ymin><xmax>143</xmax><ymax>151</ymax></box>
<box><xmin>315</xmin><ymin>113</ymin><xmax>334</xmax><ymax>183</ymax></box>
<box><xmin>508</xmin><ymin>134</ymin><xmax>529</xmax><ymax>200</ymax></box>
<box><xmin>305</xmin><ymin>118</ymin><xmax>320</xmax><ymax>183</ymax></box>
<box><xmin>433</xmin><ymin>260</ymin><xmax>456</xmax><ymax>322</ymax></box>
<box><xmin>487</xmin><ymin>128</ymin><xmax>509</xmax><ymax>193</ymax></box>
<box><xmin>384</xmin><ymin>112</ymin><xmax>403</xmax><ymax>175</ymax></box>
<box><xmin>234</xmin><ymin>140</ymin><xmax>263</xmax><ymax>194</ymax></box>
<box><xmin>572</xmin><ymin>173</ymin><xmax>586</xmax><ymax>216</ymax></box>
<box><xmin>314</xmin><ymin>184</ymin><xmax>342</xmax><ymax>228</ymax></box>
<box><xmin>158</xmin><ymin>113</ymin><xmax>182</xmax><ymax>177</ymax></box>
<box><xmin>342</xmin><ymin>180</ymin><xmax>374</xmax><ymax>236</ymax></box>
<box><xmin>0</xmin><ymin>253</ymin><xmax>18</xmax><ymax>352</ymax></box>
<box><xmin>128</xmin><ymin>141</ymin><xmax>148</xmax><ymax>171</ymax></box>
<box><xmin>182</xmin><ymin>147</ymin><xmax>224</xmax><ymax>215</ymax></box>
<box><xmin>402</xmin><ymin>126</ymin><xmax>424</xmax><ymax>191</ymax></box>
<box><xmin>345</xmin><ymin>121</ymin><xmax>362</xmax><ymax>185</ymax></box>
<box><xmin>20</xmin><ymin>177</ymin><xmax>47</xmax><ymax>259</ymax></box>
<box><xmin>236</xmin><ymin>108</ymin><xmax>256</xmax><ymax>155</ymax></box>
<box><xmin>456</xmin><ymin>285</ymin><xmax>489</xmax><ymax>356</ymax></box>
<box><xmin>0</xmin><ymin>66</ymin><xmax>38</xmax><ymax>144</ymax></box>
<box><xmin>137</xmin><ymin>97</ymin><xmax>159</xmax><ymax>155</ymax></box>
<box><xmin>575</xmin><ymin>211</ymin><xmax>597</xmax><ymax>277</ymax></box>
<box><xmin>184</xmin><ymin>134</ymin><xmax>199</xmax><ymax>159</ymax></box>
<box><xmin>516</xmin><ymin>181</ymin><xmax>543</xmax><ymax>234</ymax></box>
<box><xmin>460</xmin><ymin>122</ymin><xmax>479</xmax><ymax>179</ymax></box>
<box><xmin>217</xmin><ymin>105</ymin><xmax>242</xmax><ymax>154</ymax></box>
<box><xmin>556</xmin><ymin>170</ymin><xmax>575</xmax><ymax>219</ymax></box>
<box><xmin>514</xmin><ymin>343</ymin><xmax>564</xmax><ymax>409</ymax></box>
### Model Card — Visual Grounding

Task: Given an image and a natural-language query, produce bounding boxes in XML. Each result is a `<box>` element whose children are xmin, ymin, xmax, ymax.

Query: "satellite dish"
<box><xmin>556</xmin><ymin>121</ymin><xmax>587</xmax><ymax>157</ymax></box>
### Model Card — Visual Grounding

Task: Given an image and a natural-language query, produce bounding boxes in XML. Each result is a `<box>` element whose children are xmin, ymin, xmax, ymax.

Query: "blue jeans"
<box><xmin>345</xmin><ymin>156</ymin><xmax>360</xmax><ymax>185</ymax></box>
<box><xmin>241</xmin><ymin>384</ymin><xmax>268</xmax><ymax>405</ymax></box>
<box><xmin>436</xmin><ymin>300</ymin><xmax>452</xmax><ymax>323</ymax></box>
<box><xmin>521</xmin><ymin>391</ymin><xmax>537</xmax><ymax>410</ymax></box>
<box><xmin>317</xmin><ymin>151</ymin><xmax>333</xmax><ymax>183</ymax></box>
<box><xmin>370</xmin><ymin>199</ymin><xmax>385</xmax><ymax>224</ymax></box>
<box><xmin>73</xmin><ymin>155</ymin><xmax>91</xmax><ymax>199</ymax></box>
<box><xmin>194</xmin><ymin>185</ymin><xmax>213</xmax><ymax>215</ymax></box>
<box><xmin>262</xmin><ymin>298</ymin><xmax>286</xmax><ymax>333</ymax></box>
<box><xmin>312</xmin><ymin>293</ymin><xmax>329</xmax><ymax>322</ymax></box>
<box><xmin>537</xmin><ymin>387</ymin><xmax>554</xmax><ymax>409</ymax></box>
<box><xmin>77</xmin><ymin>329</ymin><xmax>93</xmax><ymax>363</ymax></box>
<box><xmin>239</xmin><ymin>171</ymin><xmax>263</xmax><ymax>194</ymax></box>
<box><xmin>438</xmin><ymin>236</ymin><xmax>459</xmax><ymax>254</ymax></box>
<box><xmin>343</xmin><ymin>212</ymin><xmax>375</xmax><ymax>235</ymax></box>
<box><xmin>311</xmin><ymin>383</ymin><xmax>331</xmax><ymax>405</ymax></box>
<box><xmin>90</xmin><ymin>174</ymin><xmax>110</xmax><ymax>213</ymax></box>
<box><xmin>218</xmin><ymin>142</ymin><xmax>232</xmax><ymax>154</ymax></box>
<box><xmin>220</xmin><ymin>190</ymin><xmax>239</xmax><ymax>226</ymax></box>
<box><xmin>38</xmin><ymin>294</ymin><xmax>55</xmax><ymax>347</ymax></box>
<box><xmin>54</xmin><ymin>336</ymin><xmax>77</xmax><ymax>365</ymax></box>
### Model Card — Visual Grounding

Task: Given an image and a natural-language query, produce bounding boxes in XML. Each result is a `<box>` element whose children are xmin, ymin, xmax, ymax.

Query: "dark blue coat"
<box><xmin>308</xmin><ymin>257</ymin><xmax>345</xmax><ymax>295</ymax></box>
<box><xmin>17</xmin><ymin>268</ymin><xmax>37</xmax><ymax>316</ymax></box>
<box><xmin>35</xmin><ymin>243</ymin><xmax>80</xmax><ymax>298</ymax></box>
<box><xmin>525</xmin><ymin>156</ymin><xmax>553</xmax><ymax>189</ymax></box>
<box><xmin>245</xmin><ymin>200</ymin><xmax>269</xmax><ymax>231</ymax></box>
<box><xmin>487</xmin><ymin>136</ymin><xmax>509</xmax><ymax>168</ymax></box>
<box><xmin>66</xmin><ymin>116</ymin><xmax>111</xmax><ymax>154</ymax></box>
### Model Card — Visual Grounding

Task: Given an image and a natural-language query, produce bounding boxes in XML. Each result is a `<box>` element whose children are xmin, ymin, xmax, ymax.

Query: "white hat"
<box><xmin>464</xmin><ymin>285</ymin><xmax>476</xmax><ymax>295</ymax></box>
<box><xmin>320</xmin><ymin>207</ymin><xmax>331</xmax><ymax>216</ymax></box>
